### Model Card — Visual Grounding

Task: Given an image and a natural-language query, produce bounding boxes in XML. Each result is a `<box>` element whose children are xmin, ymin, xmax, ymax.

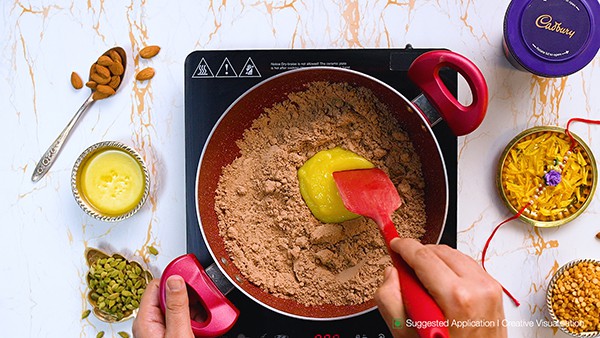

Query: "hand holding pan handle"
<box><xmin>159</xmin><ymin>254</ymin><xmax>239</xmax><ymax>337</ymax></box>
<box><xmin>408</xmin><ymin>50</ymin><xmax>488</xmax><ymax>136</ymax></box>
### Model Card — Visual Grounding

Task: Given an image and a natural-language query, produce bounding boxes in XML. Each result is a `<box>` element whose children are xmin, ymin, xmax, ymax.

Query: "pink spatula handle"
<box><xmin>377</xmin><ymin>216</ymin><xmax>449</xmax><ymax>338</ymax></box>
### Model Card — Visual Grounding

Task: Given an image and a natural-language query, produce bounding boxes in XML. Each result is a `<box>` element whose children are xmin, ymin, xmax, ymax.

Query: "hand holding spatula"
<box><xmin>333</xmin><ymin>168</ymin><xmax>449</xmax><ymax>338</ymax></box>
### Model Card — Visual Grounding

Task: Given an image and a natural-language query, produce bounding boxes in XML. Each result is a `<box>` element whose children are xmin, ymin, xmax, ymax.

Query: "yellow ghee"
<box><xmin>298</xmin><ymin>147</ymin><xmax>374</xmax><ymax>223</ymax></box>
<box><xmin>80</xmin><ymin>149</ymin><xmax>145</xmax><ymax>216</ymax></box>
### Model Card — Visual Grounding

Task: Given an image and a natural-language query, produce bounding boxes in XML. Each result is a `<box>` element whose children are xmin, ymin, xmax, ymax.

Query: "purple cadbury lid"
<box><xmin>504</xmin><ymin>0</ymin><xmax>600</xmax><ymax>77</ymax></box>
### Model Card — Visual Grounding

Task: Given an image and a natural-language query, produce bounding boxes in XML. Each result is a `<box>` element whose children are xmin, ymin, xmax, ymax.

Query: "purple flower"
<box><xmin>544</xmin><ymin>170</ymin><xmax>562</xmax><ymax>186</ymax></box>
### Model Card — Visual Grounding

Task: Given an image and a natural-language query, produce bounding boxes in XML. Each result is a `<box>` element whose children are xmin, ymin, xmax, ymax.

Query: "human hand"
<box><xmin>374</xmin><ymin>238</ymin><xmax>507</xmax><ymax>338</ymax></box>
<box><xmin>132</xmin><ymin>275</ymin><xmax>194</xmax><ymax>338</ymax></box>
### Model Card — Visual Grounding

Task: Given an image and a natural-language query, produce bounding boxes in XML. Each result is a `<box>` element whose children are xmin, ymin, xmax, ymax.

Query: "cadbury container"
<box><xmin>503</xmin><ymin>0</ymin><xmax>600</xmax><ymax>77</ymax></box>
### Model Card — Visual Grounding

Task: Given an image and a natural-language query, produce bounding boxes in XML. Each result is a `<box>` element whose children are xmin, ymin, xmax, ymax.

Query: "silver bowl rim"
<box><xmin>71</xmin><ymin>141</ymin><xmax>150</xmax><ymax>222</ymax></box>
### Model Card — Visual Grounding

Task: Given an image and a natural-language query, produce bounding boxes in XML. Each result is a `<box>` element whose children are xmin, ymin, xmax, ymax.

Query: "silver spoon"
<box><xmin>31</xmin><ymin>47</ymin><xmax>126</xmax><ymax>182</ymax></box>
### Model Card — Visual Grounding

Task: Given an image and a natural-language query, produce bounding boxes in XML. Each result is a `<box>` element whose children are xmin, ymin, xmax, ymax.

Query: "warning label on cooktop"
<box><xmin>191</xmin><ymin>57</ymin><xmax>214</xmax><ymax>78</ymax></box>
<box><xmin>190</xmin><ymin>56</ymin><xmax>354</xmax><ymax>79</ymax></box>
<box><xmin>192</xmin><ymin>56</ymin><xmax>264</xmax><ymax>79</ymax></box>
<box><xmin>239</xmin><ymin>57</ymin><xmax>261</xmax><ymax>77</ymax></box>
<box><xmin>270</xmin><ymin>61</ymin><xmax>350</xmax><ymax>71</ymax></box>
<box><xmin>215</xmin><ymin>57</ymin><xmax>238</xmax><ymax>78</ymax></box>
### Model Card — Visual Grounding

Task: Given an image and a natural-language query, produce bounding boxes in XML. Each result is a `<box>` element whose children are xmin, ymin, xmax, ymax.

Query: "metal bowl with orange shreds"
<box><xmin>496</xmin><ymin>126</ymin><xmax>597</xmax><ymax>227</ymax></box>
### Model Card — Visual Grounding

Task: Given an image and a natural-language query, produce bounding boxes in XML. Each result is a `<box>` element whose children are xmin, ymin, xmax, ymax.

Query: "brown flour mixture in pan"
<box><xmin>214</xmin><ymin>82</ymin><xmax>426</xmax><ymax>306</ymax></box>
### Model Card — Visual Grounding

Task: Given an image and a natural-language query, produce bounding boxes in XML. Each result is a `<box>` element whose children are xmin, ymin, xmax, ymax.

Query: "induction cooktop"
<box><xmin>184</xmin><ymin>47</ymin><xmax>458</xmax><ymax>337</ymax></box>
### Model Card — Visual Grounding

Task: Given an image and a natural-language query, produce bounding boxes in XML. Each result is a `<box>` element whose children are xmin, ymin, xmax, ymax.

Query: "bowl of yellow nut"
<box><xmin>547</xmin><ymin>259</ymin><xmax>600</xmax><ymax>337</ymax></box>
<box><xmin>85</xmin><ymin>248</ymin><xmax>153</xmax><ymax>322</ymax></box>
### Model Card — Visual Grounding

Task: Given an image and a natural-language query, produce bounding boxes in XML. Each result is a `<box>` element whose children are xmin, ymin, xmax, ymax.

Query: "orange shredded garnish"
<box><xmin>489</xmin><ymin>120</ymin><xmax>600</xmax><ymax>308</ymax></box>
<box><xmin>501</xmin><ymin>131</ymin><xmax>593</xmax><ymax>222</ymax></box>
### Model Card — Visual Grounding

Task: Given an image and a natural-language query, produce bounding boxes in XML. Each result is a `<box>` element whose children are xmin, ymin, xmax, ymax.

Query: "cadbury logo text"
<box><xmin>535</xmin><ymin>15</ymin><xmax>575</xmax><ymax>38</ymax></box>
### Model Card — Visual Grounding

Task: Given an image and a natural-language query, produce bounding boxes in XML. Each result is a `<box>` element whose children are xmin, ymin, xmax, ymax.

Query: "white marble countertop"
<box><xmin>2</xmin><ymin>1</ymin><xmax>599</xmax><ymax>337</ymax></box>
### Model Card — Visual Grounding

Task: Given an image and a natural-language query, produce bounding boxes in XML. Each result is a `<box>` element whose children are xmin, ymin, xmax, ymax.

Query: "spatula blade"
<box><xmin>332</xmin><ymin>168</ymin><xmax>402</xmax><ymax>219</ymax></box>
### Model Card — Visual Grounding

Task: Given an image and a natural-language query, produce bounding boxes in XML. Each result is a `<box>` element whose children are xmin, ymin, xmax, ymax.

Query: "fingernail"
<box><xmin>167</xmin><ymin>275</ymin><xmax>185</xmax><ymax>292</ymax></box>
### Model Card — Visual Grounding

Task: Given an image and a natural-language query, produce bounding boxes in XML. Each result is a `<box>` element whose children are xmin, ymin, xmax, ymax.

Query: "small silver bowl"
<box><xmin>72</xmin><ymin>141</ymin><xmax>150</xmax><ymax>222</ymax></box>
<box><xmin>547</xmin><ymin>259</ymin><xmax>600</xmax><ymax>337</ymax></box>
<box><xmin>85</xmin><ymin>247</ymin><xmax>153</xmax><ymax>323</ymax></box>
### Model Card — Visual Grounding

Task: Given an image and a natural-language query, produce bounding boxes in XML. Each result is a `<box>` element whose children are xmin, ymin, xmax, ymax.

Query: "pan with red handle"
<box><xmin>160</xmin><ymin>50</ymin><xmax>488</xmax><ymax>335</ymax></box>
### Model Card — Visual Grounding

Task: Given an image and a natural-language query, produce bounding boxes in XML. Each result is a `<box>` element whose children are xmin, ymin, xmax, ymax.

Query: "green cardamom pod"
<box><xmin>148</xmin><ymin>246</ymin><xmax>159</xmax><ymax>255</ymax></box>
<box><xmin>81</xmin><ymin>309</ymin><xmax>91</xmax><ymax>319</ymax></box>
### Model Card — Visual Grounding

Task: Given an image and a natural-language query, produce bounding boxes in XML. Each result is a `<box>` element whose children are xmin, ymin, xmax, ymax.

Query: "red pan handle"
<box><xmin>377</xmin><ymin>216</ymin><xmax>449</xmax><ymax>338</ymax></box>
<box><xmin>408</xmin><ymin>50</ymin><xmax>488</xmax><ymax>136</ymax></box>
<box><xmin>159</xmin><ymin>254</ymin><xmax>239</xmax><ymax>337</ymax></box>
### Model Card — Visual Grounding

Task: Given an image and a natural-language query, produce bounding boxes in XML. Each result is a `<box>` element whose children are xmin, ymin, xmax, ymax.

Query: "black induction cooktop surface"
<box><xmin>184</xmin><ymin>48</ymin><xmax>457</xmax><ymax>337</ymax></box>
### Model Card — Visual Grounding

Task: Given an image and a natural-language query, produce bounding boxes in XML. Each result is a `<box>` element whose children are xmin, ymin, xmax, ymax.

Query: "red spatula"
<box><xmin>333</xmin><ymin>168</ymin><xmax>449</xmax><ymax>338</ymax></box>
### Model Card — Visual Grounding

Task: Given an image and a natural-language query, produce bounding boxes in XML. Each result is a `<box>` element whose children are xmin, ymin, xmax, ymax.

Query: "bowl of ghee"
<box><xmin>72</xmin><ymin>141</ymin><xmax>150</xmax><ymax>222</ymax></box>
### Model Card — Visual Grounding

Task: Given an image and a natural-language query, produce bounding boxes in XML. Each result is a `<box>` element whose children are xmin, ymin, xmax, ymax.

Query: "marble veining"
<box><xmin>1</xmin><ymin>1</ymin><xmax>599</xmax><ymax>337</ymax></box>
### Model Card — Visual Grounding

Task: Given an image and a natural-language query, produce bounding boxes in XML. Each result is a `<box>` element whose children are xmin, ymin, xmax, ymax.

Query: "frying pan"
<box><xmin>161</xmin><ymin>50</ymin><xmax>488</xmax><ymax>336</ymax></box>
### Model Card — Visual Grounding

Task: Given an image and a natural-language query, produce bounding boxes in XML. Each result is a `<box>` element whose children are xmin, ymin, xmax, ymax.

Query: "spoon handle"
<box><xmin>31</xmin><ymin>93</ymin><xmax>95</xmax><ymax>182</ymax></box>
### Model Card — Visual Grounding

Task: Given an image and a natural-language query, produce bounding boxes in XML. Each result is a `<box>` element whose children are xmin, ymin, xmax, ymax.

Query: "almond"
<box><xmin>86</xmin><ymin>81</ymin><xmax>98</xmax><ymax>89</ymax></box>
<box><xmin>136</xmin><ymin>67</ymin><xmax>155</xmax><ymax>81</ymax></box>
<box><xmin>109</xmin><ymin>61</ymin><xmax>124</xmax><ymax>76</ymax></box>
<box><xmin>97</xmin><ymin>55</ymin><xmax>114</xmax><ymax>67</ymax></box>
<box><xmin>92</xmin><ymin>91</ymin><xmax>110</xmax><ymax>101</ymax></box>
<box><xmin>96</xmin><ymin>85</ymin><xmax>116</xmax><ymax>96</ymax></box>
<box><xmin>95</xmin><ymin>64</ymin><xmax>111</xmax><ymax>79</ymax></box>
<box><xmin>108</xmin><ymin>76</ymin><xmax>121</xmax><ymax>89</ymax></box>
<box><xmin>90</xmin><ymin>72</ymin><xmax>111</xmax><ymax>85</ymax></box>
<box><xmin>109</xmin><ymin>50</ymin><xmax>122</xmax><ymax>64</ymax></box>
<box><xmin>139</xmin><ymin>45</ymin><xmax>160</xmax><ymax>59</ymax></box>
<box><xmin>71</xmin><ymin>72</ymin><xmax>83</xmax><ymax>89</ymax></box>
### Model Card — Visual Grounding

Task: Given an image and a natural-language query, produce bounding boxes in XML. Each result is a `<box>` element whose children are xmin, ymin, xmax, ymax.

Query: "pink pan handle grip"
<box><xmin>408</xmin><ymin>50</ymin><xmax>488</xmax><ymax>136</ymax></box>
<box><xmin>378</xmin><ymin>217</ymin><xmax>449</xmax><ymax>338</ymax></box>
<box><xmin>160</xmin><ymin>254</ymin><xmax>239</xmax><ymax>338</ymax></box>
